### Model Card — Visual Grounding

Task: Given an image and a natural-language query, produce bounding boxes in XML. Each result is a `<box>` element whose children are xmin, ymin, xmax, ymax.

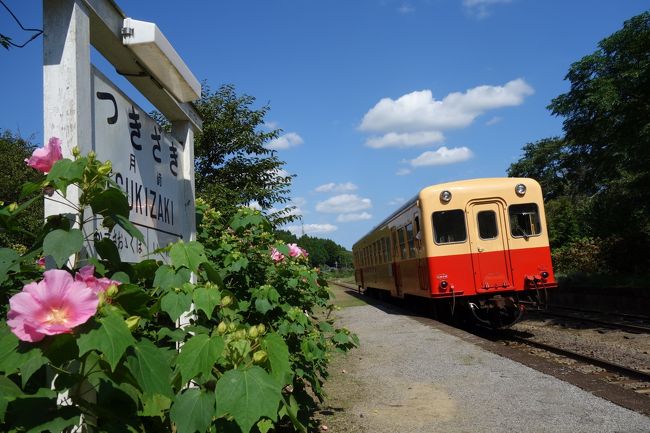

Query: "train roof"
<box><xmin>353</xmin><ymin>177</ymin><xmax>539</xmax><ymax>248</ymax></box>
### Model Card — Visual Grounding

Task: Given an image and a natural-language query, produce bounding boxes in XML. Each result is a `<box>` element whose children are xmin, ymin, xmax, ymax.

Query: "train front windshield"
<box><xmin>508</xmin><ymin>203</ymin><xmax>541</xmax><ymax>238</ymax></box>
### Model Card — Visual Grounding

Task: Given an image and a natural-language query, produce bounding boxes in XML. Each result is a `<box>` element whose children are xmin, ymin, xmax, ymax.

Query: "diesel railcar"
<box><xmin>352</xmin><ymin>178</ymin><xmax>557</xmax><ymax>327</ymax></box>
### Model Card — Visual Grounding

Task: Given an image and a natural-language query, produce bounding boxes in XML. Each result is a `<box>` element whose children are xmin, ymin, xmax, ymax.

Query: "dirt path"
<box><xmin>317</xmin><ymin>285</ymin><xmax>650</xmax><ymax>433</ymax></box>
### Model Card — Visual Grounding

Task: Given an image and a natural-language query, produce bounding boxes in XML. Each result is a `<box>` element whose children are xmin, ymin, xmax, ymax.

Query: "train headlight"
<box><xmin>541</xmin><ymin>271</ymin><xmax>549</xmax><ymax>279</ymax></box>
<box><xmin>440</xmin><ymin>190</ymin><xmax>452</xmax><ymax>203</ymax></box>
<box><xmin>515</xmin><ymin>183</ymin><xmax>527</xmax><ymax>196</ymax></box>
<box><xmin>439</xmin><ymin>280</ymin><xmax>448</xmax><ymax>290</ymax></box>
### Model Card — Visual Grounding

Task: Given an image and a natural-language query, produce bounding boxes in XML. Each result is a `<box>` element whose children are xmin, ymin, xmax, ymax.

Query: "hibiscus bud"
<box><xmin>125</xmin><ymin>315</ymin><xmax>140</xmax><ymax>331</ymax></box>
<box><xmin>221</xmin><ymin>295</ymin><xmax>233</xmax><ymax>307</ymax></box>
<box><xmin>87</xmin><ymin>150</ymin><xmax>96</xmax><ymax>161</ymax></box>
<box><xmin>72</xmin><ymin>146</ymin><xmax>81</xmax><ymax>158</ymax></box>
<box><xmin>98</xmin><ymin>161</ymin><xmax>112</xmax><ymax>175</ymax></box>
<box><xmin>228</xmin><ymin>322</ymin><xmax>237</xmax><ymax>332</ymax></box>
<box><xmin>235</xmin><ymin>329</ymin><xmax>246</xmax><ymax>340</ymax></box>
<box><xmin>248</xmin><ymin>326</ymin><xmax>259</xmax><ymax>339</ymax></box>
<box><xmin>8</xmin><ymin>202</ymin><xmax>18</xmax><ymax>212</ymax></box>
<box><xmin>106</xmin><ymin>283</ymin><xmax>119</xmax><ymax>297</ymax></box>
<box><xmin>253</xmin><ymin>350</ymin><xmax>268</xmax><ymax>364</ymax></box>
<box><xmin>257</xmin><ymin>324</ymin><xmax>266</xmax><ymax>335</ymax></box>
<box><xmin>217</xmin><ymin>321</ymin><xmax>227</xmax><ymax>334</ymax></box>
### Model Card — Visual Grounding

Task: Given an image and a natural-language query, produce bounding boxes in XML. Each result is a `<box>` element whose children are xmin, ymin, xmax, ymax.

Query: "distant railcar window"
<box><xmin>477</xmin><ymin>210</ymin><xmax>498</xmax><ymax>240</ymax></box>
<box><xmin>398</xmin><ymin>228</ymin><xmax>407</xmax><ymax>258</ymax></box>
<box><xmin>384</xmin><ymin>237</ymin><xmax>390</xmax><ymax>261</ymax></box>
<box><xmin>406</xmin><ymin>223</ymin><xmax>416</xmax><ymax>258</ymax></box>
<box><xmin>432</xmin><ymin>210</ymin><xmax>467</xmax><ymax>244</ymax></box>
<box><xmin>509</xmin><ymin>203</ymin><xmax>541</xmax><ymax>238</ymax></box>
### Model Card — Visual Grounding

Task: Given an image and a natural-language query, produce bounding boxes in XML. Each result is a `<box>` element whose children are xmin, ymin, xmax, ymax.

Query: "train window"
<box><xmin>477</xmin><ymin>210</ymin><xmax>498</xmax><ymax>240</ymax></box>
<box><xmin>509</xmin><ymin>203</ymin><xmax>541</xmax><ymax>238</ymax></box>
<box><xmin>432</xmin><ymin>209</ymin><xmax>467</xmax><ymax>244</ymax></box>
<box><xmin>398</xmin><ymin>228</ymin><xmax>407</xmax><ymax>259</ymax></box>
<box><xmin>406</xmin><ymin>223</ymin><xmax>416</xmax><ymax>258</ymax></box>
<box><xmin>384</xmin><ymin>238</ymin><xmax>389</xmax><ymax>261</ymax></box>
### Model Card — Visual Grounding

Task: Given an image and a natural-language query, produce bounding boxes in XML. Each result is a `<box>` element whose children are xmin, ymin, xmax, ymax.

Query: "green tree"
<box><xmin>193</xmin><ymin>84</ymin><xmax>295</xmax><ymax>224</ymax></box>
<box><xmin>0</xmin><ymin>130</ymin><xmax>43</xmax><ymax>249</ymax></box>
<box><xmin>547</xmin><ymin>11</ymin><xmax>650</xmax><ymax>272</ymax></box>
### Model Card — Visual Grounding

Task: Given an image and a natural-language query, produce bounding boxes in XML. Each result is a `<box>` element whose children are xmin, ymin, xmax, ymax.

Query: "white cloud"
<box><xmin>263</xmin><ymin>121</ymin><xmax>279</xmax><ymax>130</ymax></box>
<box><xmin>365</xmin><ymin>131</ymin><xmax>445</xmax><ymax>148</ymax></box>
<box><xmin>359</xmin><ymin>79</ymin><xmax>533</xmax><ymax>133</ymax></box>
<box><xmin>314</xmin><ymin>182</ymin><xmax>358</xmax><ymax>193</ymax></box>
<box><xmin>266</xmin><ymin>132</ymin><xmax>304</xmax><ymax>150</ymax></box>
<box><xmin>285</xmin><ymin>223</ymin><xmax>338</xmax><ymax>236</ymax></box>
<box><xmin>463</xmin><ymin>0</ymin><xmax>513</xmax><ymax>19</ymax></box>
<box><xmin>397</xmin><ymin>3</ymin><xmax>415</xmax><ymax>14</ymax></box>
<box><xmin>485</xmin><ymin>116</ymin><xmax>502</xmax><ymax>126</ymax></box>
<box><xmin>396</xmin><ymin>168</ymin><xmax>412</xmax><ymax>176</ymax></box>
<box><xmin>410</xmin><ymin>146</ymin><xmax>474</xmax><ymax>167</ymax></box>
<box><xmin>337</xmin><ymin>212</ymin><xmax>372</xmax><ymax>223</ymax></box>
<box><xmin>316</xmin><ymin>194</ymin><xmax>372</xmax><ymax>213</ymax></box>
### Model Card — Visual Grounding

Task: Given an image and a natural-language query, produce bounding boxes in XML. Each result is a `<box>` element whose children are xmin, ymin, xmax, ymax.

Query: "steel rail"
<box><xmin>508</xmin><ymin>335</ymin><xmax>650</xmax><ymax>383</ymax></box>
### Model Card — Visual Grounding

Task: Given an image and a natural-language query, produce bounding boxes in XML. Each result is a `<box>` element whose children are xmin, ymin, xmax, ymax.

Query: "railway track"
<box><xmin>502</xmin><ymin>332</ymin><xmax>650</xmax><ymax>394</ymax></box>
<box><xmin>528</xmin><ymin>307</ymin><xmax>650</xmax><ymax>334</ymax></box>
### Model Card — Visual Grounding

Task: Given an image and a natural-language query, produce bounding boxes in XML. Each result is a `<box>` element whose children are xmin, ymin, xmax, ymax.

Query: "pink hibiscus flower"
<box><xmin>75</xmin><ymin>265</ymin><xmax>120</xmax><ymax>294</ymax></box>
<box><xmin>270</xmin><ymin>248</ymin><xmax>285</xmax><ymax>262</ymax></box>
<box><xmin>7</xmin><ymin>269</ymin><xmax>99</xmax><ymax>342</ymax></box>
<box><xmin>288</xmin><ymin>243</ymin><xmax>308</xmax><ymax>258</ymax></box>
<box><xmin>25</xmin><ymin>136</ymin><xmax>63</xmax><ymax>174</ymax></box>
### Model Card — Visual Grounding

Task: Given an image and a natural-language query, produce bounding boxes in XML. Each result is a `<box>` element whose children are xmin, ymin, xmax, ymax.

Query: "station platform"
<box><xmin>321</xmin><ymin>302</ymin><xmax>650</xmax><ymax>433</ymax></box>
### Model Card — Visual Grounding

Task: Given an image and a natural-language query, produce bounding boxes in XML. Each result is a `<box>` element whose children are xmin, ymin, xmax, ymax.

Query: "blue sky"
<box><xmin>1</xmin><ymin>0</ymin><xmax>648</xmax><ymax>249</ymax></box>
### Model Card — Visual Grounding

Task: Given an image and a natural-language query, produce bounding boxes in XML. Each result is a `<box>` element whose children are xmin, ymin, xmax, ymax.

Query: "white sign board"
<box><xmin>91</xmin><ymin>67</ymin><xmax>191</xmax><ymax>262</ymax></box>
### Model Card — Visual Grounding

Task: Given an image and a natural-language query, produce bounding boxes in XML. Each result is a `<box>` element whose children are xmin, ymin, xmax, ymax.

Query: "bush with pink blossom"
<box><xmin>0</xmin><ymin>138</ymin><xmax>357</xmax><ymax>433</ymax></box>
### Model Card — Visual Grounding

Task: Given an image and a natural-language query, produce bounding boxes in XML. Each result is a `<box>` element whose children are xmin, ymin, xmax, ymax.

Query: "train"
<box><xmin>352</xmin><ymin>177</ymin><xmax>557</xmax><ymax>327</ymax></box>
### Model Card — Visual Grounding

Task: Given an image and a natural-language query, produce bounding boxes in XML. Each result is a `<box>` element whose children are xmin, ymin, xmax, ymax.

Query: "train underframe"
<box><xmin>363</xmin><ymin>286</ymin><xmax>550</xmax><ymax>328</ymax></box>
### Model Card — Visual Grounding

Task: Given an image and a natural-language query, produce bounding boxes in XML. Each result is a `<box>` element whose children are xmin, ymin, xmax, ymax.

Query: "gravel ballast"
<box><xmin>319</xmin><ymin>303</ymin><xmax>650</xmax><ymax>433</ymax></box>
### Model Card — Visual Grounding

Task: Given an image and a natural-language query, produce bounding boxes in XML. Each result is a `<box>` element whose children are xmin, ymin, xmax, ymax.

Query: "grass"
<box><xmin>327</xmin><ymin>280</ymin><xmax>368</xmax><ymax>308</ymax></box>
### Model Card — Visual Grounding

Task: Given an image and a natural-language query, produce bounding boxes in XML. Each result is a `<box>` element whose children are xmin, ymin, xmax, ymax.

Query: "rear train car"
<box><xmin>352</xmin><ymin>178</ymin><xmax>557</xmax><ymax>327</ymax></box>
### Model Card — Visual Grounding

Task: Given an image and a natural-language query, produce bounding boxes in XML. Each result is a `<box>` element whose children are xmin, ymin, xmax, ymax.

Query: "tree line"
<box><xmin>508</xmin><ymin>12</ymin><xmax>650</xmax><ymax>276</ymax></box>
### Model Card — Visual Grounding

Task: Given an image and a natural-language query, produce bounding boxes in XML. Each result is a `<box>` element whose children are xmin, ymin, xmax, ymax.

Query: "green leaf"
<box><xmin>202</xmin><ymin>262</ymin><xmax>224</xmax><ymax>286</ymax></box>
<box><xmin>77</xmin><ymin>310</ymin><xmax>136</xmax><ymax>371</ymax></box>
<box><xmin>126</xmin><ymin>339</ymin><xmax>173</xmax><ymax>398</ymax></box>
<box><xmin>112</xmin><ymin>284</ymin><xmax>152</xmax><ymax>317</ymax></box>
<box><xmin>0</xmin><ymin>325</ymin><xmax>48</xmax><ymax>386</ymax></box>
<box><xmin>95</xmin><ymin>237</ymin><xmax>122</xmax><ymax>265</ymax></box>
<box><xmin>177</xmin><ymin>334</ymin><xmax>224</xmax><ymax>383</ymax></box>
<box><xmin>140</xmin><ymin>393</ymin><xmax>172</xmax><ymax>418</ymax></box>
<box><xmin>0</xmin><ymin>248</ymin><xmax>20</xmax><ymax>284</ymax></box>
<box><xmin>161</xmin><ymin>291</ymin><xmax>193</xmax><ymax>322</ymax></box>
<box><xmin>154</xmin><ymin>265</ymin><xmax>191</xmax><ymax>292</ymax></box>
<box><xmin>255</xmin><ymin>298</ymin><xmax>273</xmax><ymax>314</ymax></box>
<box><xmin>90</xmin><ymin>187</ymin><xmax>130</xmax><ymax>218</ymax></box>
<box><xmin>114</xmin><ymin>214</ymin><xmax>145</xmax><ymax>243</ymax></box>
<box><xmin>42</xmin><ymin>228</ymin><xmax>83</xmax><ymax>267</ymax></box>
<box><xmin>46</xmin><ymin>158</ymin><xmax>86</xmax><ymax>191</ymax></box>
<box><xmin>170</xmin><ymin>241</ymin><xmax>208</xmax><ymax>272</ymax></box>
<box><xmin>171</xmin><ymin>388</ymin><xmax>215</xmax><ymax>433</ymax></box>
<box><xmin>257</xmin><ymin>419</ymin><xmax>274</xmax><ymax>433</ymax></box>
<box><xmin>193</xmin><ymin>285</ymin><xmax>221</xmax><ymax>317</ymax></box>
<box><xmin>0</xmin><ymin>375</ymin><xmax>23</xmax><ymax>422</ymax></box>
<box><xmin>215</xmin><ymin>366</ymin><xmax>282</xmax><ymax>433</ymax></box>
<box><xmin>262</xmin><ymin>333</ymin><xmax>292</xmax><ymax>386</ymax></box>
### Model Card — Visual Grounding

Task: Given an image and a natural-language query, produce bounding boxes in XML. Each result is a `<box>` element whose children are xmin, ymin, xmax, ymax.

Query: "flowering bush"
<box><xmin>0</xmin><ymin>139</ymin><xmax>358</xmax><ymax>432</ymax></box>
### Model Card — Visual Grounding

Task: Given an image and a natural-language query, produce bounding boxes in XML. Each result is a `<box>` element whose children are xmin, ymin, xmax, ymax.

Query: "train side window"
<box><xmin>384</xmin><ymin>237</ymin><xmax>391</xmax><ymax>261</ymax></box>
<box><xmin>432</xmin><ymin>209</ymin><xmax>467</xmax><ymax>244</ymax></box>
<box><xmin>391</xmin><ymin>230</ymin><xmax>399</xmax><ymax>259</ymax></box>
<box><xmin>477</xmin><ymin>210</ymin><xmax>498</xmax><ymax>240</ymax></box>
<box><xmin>509</xmin><ymin>203</ymin><xmax>541</xmax><ymax>238</ymax></box>
<box><xmin>406</xmin><ymin>223</ymin><xmax>416</xmax><ymax>258</ymax></box>
<box><xmin>398</xmin><ymin>228</ymin><xmax>407</xmax><ymax>258</ymax></box>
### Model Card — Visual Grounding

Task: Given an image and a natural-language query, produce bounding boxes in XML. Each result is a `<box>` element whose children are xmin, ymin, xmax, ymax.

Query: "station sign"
<box><xmin>91</xmin><ymin>67</ymin><xmax>191</xmax><ymax>262</ymax></box>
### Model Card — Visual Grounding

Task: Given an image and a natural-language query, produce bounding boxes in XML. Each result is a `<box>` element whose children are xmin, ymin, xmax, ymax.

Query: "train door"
<box><xmin>467</xmin><ymin>201</ymin><xmax>512</xmax><ymax>292</ymax></box>
<box><xmin>414</xmin><ymin>214</ymin><xmax>429</xmax><ymax>291</ymax></box>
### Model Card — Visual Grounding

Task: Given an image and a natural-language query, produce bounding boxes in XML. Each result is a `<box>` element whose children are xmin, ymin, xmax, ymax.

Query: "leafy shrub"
<box><xmin>551</xmin><ymin>236</ymin><xmax>609</xmax><ymax>275</ymax></box>
<box><xmin>0</xmin><ymin>141</ymin><xmax>357</xmax><ymax>432</ymax></box>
